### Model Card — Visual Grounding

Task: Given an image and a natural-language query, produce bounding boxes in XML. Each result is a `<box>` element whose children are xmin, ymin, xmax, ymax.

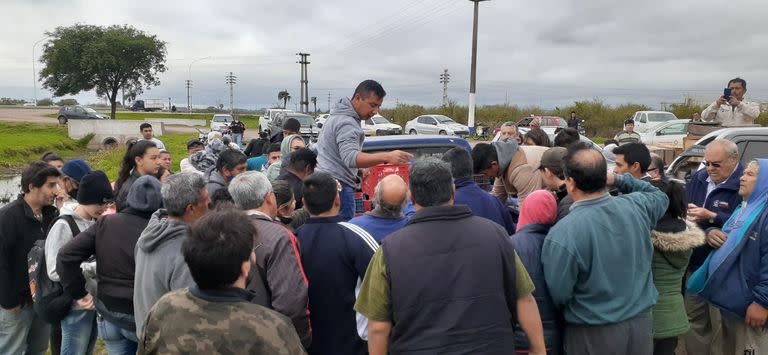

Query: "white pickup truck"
<box><xmin>260</xmin><ymin>109</ymin><xmax>294</xmax><ymax>133</ymax></box>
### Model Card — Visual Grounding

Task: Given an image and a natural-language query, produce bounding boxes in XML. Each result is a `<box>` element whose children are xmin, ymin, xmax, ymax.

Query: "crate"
<box><xmin>361</xmin><ymin>164</ymin><xmax>411</xmax><ymax>199</ymax></box>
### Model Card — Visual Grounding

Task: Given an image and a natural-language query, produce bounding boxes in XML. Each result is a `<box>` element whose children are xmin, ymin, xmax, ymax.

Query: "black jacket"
<box><xmin>115</xmin><ymin>170</ymin><xmax>141</xmax><ymax>212</ymax></box>
<box><xmin>381</xmin><ymin>205</ymin><xmax>518</xmax><ymax>353</ymax></box>
<box><xmin>57</xmin><ymin>208</ymin><xmax>152</xmax><ymax>315</ymax></box>
<box><xmin>0</xmin><ymin>196</ymin><xmax>58</xmax><ymax>308</ymax></box>
<box><xmin>277</xmin><ymin>170</ymin><xmax>305</xmax><ymax>209</ymax></box>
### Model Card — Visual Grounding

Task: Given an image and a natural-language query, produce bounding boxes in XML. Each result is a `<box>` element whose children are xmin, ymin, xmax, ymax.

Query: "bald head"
<box><xmin>373</xmin><ymin>175</ymin><xmax>408</xmax><ymax>218</ymax></box>
<box><xmin>563</xmin><ymin>142</ymin><xmax>608</xmax><ymax>194</ymax></box>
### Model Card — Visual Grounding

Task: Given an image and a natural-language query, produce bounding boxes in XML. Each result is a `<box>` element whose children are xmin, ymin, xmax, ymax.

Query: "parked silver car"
<box><xmin>405</xmin><ymin>115</ymin><xmax>469</xmax><ymax>137</ymax></box>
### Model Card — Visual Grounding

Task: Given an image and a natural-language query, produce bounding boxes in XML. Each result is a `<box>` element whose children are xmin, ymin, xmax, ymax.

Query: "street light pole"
<box><xmin>32</xmin><ymin>37</ymin><xmax>48</xmax><ymax>106</ymax></box>
<box><xmin>467</xmin><ymin>0</ymin><xmax>489</xmax><ymax>132</ymax></box>
<box><xmin>187</xmin><ymin>56</ymin><xmax>212</xmax><ymax>113</ymax></box>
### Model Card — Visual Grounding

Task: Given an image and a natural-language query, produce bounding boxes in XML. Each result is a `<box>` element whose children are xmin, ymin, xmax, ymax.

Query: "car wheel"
<box><xmin>439</xmin><ymin>130</ymin><xmax>447</xmax><ymax>135</ymax></box>
<box><xmin>409</xmin><ymin>129</ymin><xmax>417</xmax><ymax>135</ymax></box>
<box><xmin>58</xmin><ymin>116</ymin><xmax>67</xmax><ymax>125</ymax></box>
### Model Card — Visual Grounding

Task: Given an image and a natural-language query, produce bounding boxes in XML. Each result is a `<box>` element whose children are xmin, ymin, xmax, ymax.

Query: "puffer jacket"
<box><xmin>650</xmin><ymin>219</ymin><xmax>705</xmax><ymax>339</ymax></box>
<box><xmin>510</xmin><ymin>223</ymin><xmax>562</xmax><ymax>354</ymax></box>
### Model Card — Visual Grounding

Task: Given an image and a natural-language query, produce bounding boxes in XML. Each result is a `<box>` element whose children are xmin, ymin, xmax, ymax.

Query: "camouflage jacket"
<box><xmin>138</xmin><ymin>287</ymin><xmax>306</xmax><ymax>355</ymax></box>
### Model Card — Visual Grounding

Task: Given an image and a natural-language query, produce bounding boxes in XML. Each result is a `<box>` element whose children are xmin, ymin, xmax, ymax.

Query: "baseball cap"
<box><xmin>61</xmin><ymin>160</ymin><xmax>92</xmax><ymax>183</ymax></box>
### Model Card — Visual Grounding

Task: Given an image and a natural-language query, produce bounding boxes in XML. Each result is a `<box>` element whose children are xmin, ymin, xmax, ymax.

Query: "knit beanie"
<box><xmin>62</xmin><ymin>160</ymin><xmax>92</xmax><ymax>183</ymax></box>
<box><xmin>127</xmin><ymin>175</ymin><xmax>162</xmax><ymax>212</ymax></box>
<box><xmin>76</xmin><ymin>171</ymin><xmax>114</xmax><ymax>205</ymax></box>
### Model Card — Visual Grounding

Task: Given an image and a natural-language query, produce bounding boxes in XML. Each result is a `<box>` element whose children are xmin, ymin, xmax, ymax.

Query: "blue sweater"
<box><xmin>542</xmin><ymin>174</ymin><xmax>668</xmax><ymax>325</ymax></box>
<box><xmin>454</xmin><ymin>178</ymin><xmax>516</xmax><ymax>235</ymax></box>
<box><xmin>685</xmin><ymin>164</ymin><xmax>743</xmax><ymax>271</ymax></box>
<box><xmin>348</xmin><ymin>214</ymin><xmax>409</xmax><ymax>244</ymax></box>
<box><xmin>295</xmin><ymin>216</ymin><xmax>377</xmax><ymax>355</ymax></box>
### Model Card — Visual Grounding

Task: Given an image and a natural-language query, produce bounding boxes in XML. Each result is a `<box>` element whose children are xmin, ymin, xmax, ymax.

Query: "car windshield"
<box><xmin>648</xmin><ymin>113</ymin><xmax>676</xmax><ymax>122</ymax></box>
<box><xmin>213</xmin><ymin>115</ymin><xmax>232</xmax><ymax>122</ymax></box>
<box><xmin>434</xmin><ymin>115</ymin><xmax>454</xmax><ymax>123</ymax></box>
<box><xmin>84</xmin><ymin>107</ymin><xmax>97</xmax><ymax>114</ymax></box>
<box><xmin>372</xmin><ymin>116</ymin><xmax>390</xmax><ymax>124</ymax></box>
<box><xmin>290</xmin><ymin>115</ymin><xmax>315</xmax><ymax>126</ymax></box>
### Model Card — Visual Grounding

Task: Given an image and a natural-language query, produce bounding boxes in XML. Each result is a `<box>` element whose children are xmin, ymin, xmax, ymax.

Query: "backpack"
<box><xmin>27</xmin><ymin>215</ymin><xmax>80</xmax><ymax>324</ymax></box>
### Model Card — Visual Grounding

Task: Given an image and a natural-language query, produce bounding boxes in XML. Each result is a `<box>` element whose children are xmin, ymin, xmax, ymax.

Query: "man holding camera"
<box><xmin>701</xmin><ymin>77</ymin><xmax>760</xmax><ymax>127</ymax></box>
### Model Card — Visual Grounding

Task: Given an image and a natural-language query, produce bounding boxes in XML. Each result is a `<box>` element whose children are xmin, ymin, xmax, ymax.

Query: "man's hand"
<box><xmin>745</xmin><ymin>303</ymin><xmax>768</xmax><ymax>328</ymax></box>
<box><xmin>687</xmin><ymin>204</ymin><xmax>715</xmax><ymax>222</ymax></box>
<box><xmin>717</xmin><ymin>96</ymin><xmax>727</xmax><ymax>107</ymax></box>
<box><xmin>728</xmin><ymin>96</ymin><xmax>742</xmax><ymax>107</ymax></box>
<box><xmin>76</xmin><ymin>294</ymin><xmax>95</xmax><ymax>310</ymax></box>
<box><xmin>386</xmin><ymin>150</ymin><xmax>413</xmax><ymax>165</ymax></box>
<box><xmin>606</xmin><ymin>173</ymin><xmax>617</xmax><ymax>186</ymax></box>
<box><xmin>706</xmin><ymin>229</ymin><xmax>727</xmax><ymax>248</ymax></box>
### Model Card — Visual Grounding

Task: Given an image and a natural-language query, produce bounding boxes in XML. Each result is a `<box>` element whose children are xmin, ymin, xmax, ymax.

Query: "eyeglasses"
<box><xmin>703</xmin><ymin>161</ymin><xmax>722</xmax><ymax>168</ymax></box>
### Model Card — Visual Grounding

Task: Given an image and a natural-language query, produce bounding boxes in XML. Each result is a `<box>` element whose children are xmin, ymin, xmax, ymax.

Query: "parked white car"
<box><xmin>640</xmin><ymin>119</ymin><xmax>690</xmax><ymax>148</ymax></box>
<box><xmin>361</xmin><ymin>114</ymin><xmax>402</xmax><ymax>136</ymax></box>
<box><xmin>631</xmin><ymin>111</ymin><xmax>678</xmax><ymax>133</ymax></box>
<box><xmin>405</xmin><ymin>115</ymin><xmax>469</xmax><ymax>137</ymax></box>
<box><xmin>210</xmin><ymin>114</ymin><xmax>233</xmax><ymax>132</ymax></box>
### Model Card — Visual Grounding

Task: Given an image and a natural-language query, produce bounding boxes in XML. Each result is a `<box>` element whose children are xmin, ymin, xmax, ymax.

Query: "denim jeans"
<box><xmin>97</xmin><ymin>316</ymin><xmax>137</xmax><ymax>355</ymax></box>
<box><xmin>232</xmin><ymin>133</ymin><xmax>243</xmax><ymax>147</ymax></box>
<box><xmin>0</xmin><ymin>305</ymin><xmax>51</xmax><ymax>355</ymax></box>
<box><xmin>60</xmin><ymin>310</ymin><xmax>97</xmax><ymax>355</ymax></box>
<box><xmin>339</xmin><ymin>183</ymin><xmax>356</xmax><ymax>221</ymax></box>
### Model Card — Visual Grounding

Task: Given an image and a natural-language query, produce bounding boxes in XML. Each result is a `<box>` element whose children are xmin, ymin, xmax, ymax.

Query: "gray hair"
<box><xmin>501</xmin><ymin>121</ymin><xmax>518</xmax><ymax>129</ymax></box>
<box><xmin>229</xmin><ymin>171</ymin><xmax>272</xmax><ymax>210</ymax></box>
<box><xmin>748</xmin><ymin>159</ymin><xmax>760</xmax><ymax>172</ymax></box>
<box><xmin>372</xmin><ymin>181</ymin><xmax>407</xmax><ymax>218</ymax></box>
<box><xmin>409</xmin><ymin>158</ymin><xmax>453</xmax><ymax>207</ymax></box>
<box><xmin>162</xmin><ymin>172</ymin><xmax>207</xmax><ymax>217</ymax></box>
<box><xmin>706</xmin><ymin>139</ymin><xmax>738</xmax><ymax>158</ymax></box>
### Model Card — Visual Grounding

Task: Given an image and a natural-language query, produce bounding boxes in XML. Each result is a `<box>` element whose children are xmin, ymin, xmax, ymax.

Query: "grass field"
<box><xmin>87</xmin><ymin>132</ymin><xmax>198</xmax><ymax>180</ymax></box>
<box><xmin>45</xmin><ymin>111</ymin><xmax>262</xmax><ymax>129</ymax></box>
<box><xmin>0</xmin><ymin>123</ymin><xmax>92</xmax><ymax>172</ymax></box>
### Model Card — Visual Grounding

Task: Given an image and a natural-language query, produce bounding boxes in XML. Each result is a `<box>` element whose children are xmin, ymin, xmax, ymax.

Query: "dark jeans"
<box><xmin>653</xmin><ymin>337</ymin><xmax>678</xmax><ymax>355</ymax></box>
<box><xmin>339</xmin><ymin>183</ymin><xmax>355</xmax><ymax>221</ymax></box>
<box><xmin>565</xmin><ymin>313</ymin><xmax>653</xmax><ymax>355</ymax></box>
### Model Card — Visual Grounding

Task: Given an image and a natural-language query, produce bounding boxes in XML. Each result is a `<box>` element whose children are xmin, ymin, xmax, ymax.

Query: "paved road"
<box><xmin>0</xmin><ymin>108</ymin><xmax>59</xmax><ymax>124</ymax></box>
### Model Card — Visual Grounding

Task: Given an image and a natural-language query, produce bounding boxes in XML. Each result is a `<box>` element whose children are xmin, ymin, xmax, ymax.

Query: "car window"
<box><xmin>648</xmin><ymin>113</ymin><xmax>676</xmax><ymax>122</ymax></box>
<box><xmin>434</xmin><ymin>115</ymin><xmax>454</xmax><ymax>123</ymax></box>
<box><xmin>213</xmin><ymin>115</ymin><xmax>232</xmax><ymax>122</ymax></box>
<box><xmin>659</xmin><ymin>123</ymin><xmax>687</xmax><ymax>135</ymax></box>
<box><xmin>638</xmin><ymin>113</ymin><xmax>647</xmax><ymax>123</ymax></box>
<box><xmin>742</xmin><ymin>141</ymin><xmax>768</xmax><ymax>162</ymax></box>
<box><xmin>554</xmin><ymin>118</ymin><xmax>567</xmax><ymax>126</ymax></box>
<box><xmin>365</xmin><ymin>119</ymin><xmax>374</xmax><ymax>125</ymax></box>
<box><xmin>417</xmin><ymin>116</ymin><xmax>427</xmax><ymax>124</ymax></box>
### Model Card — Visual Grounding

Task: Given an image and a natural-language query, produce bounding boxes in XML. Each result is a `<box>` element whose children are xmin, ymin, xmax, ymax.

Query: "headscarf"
<box><xmin>689</xmin><ymin>159</ymin><xmax>768</xmax><ymax>292</ymax></box>
<box><xmin>266</xmin><ymin>134</ymin><xmax>302</xmax><ymax>181</ymax></box>
<box><xmin>516</xmin><ymin>189</ymin><xmax>557</xmax><ymax>232</ymax></box>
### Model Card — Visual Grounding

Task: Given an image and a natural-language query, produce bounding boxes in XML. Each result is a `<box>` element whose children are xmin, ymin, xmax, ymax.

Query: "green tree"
<box><xmin>278</xmin><ymin>90</ymin><xmax>291</xmax><ymax>109</ymax></box>
<box><xmin>39</xmin><ymin>24</ymin><xmax>167</xmax><ymax>119</ymax></box>
<box><xmin>36</xmin><ymin>98</ymin><xmax>53</xmax><ymax>106</ymax></box>
<box><xmin>55</xmin><ymin>98</ymin><xmax>78</xmax><ymax>106</ymax></box>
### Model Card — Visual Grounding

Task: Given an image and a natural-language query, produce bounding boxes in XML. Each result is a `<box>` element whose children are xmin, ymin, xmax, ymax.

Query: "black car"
<box><xmin>57</xmin><ymin>106</ymin><xmax>111</xmax><ymax>124</ymax></box>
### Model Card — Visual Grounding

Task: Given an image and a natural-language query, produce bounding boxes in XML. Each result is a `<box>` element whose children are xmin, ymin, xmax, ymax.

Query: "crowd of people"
<box><xmin>0</xmin><ymin>78</ymin><xmax>766</xmax><ymax>355</ymax></box>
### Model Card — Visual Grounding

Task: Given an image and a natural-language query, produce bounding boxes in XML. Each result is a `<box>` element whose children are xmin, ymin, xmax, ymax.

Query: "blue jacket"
<box><xmin>685</xmin><ymin>164</ymin><xmax>744</xmax><ymax>271</ymax></box>
<box><xmin>542</xmin><ymin>174</ymin><xmax>667</xmax><ymax>325</ymax></box>
<box><xmin>348</xmin><ymin>214</ymin><xmax>409</xmax><ymax>244</ymax></box>
<box><xmin>510</xmin><ymin>223</ymin><xmax>562</xmax><ymax>354</ymax></box>
<box><xmin>454</xmin><ymin>178</ymin><xmax>516</xmax><ymax>235</ymax></box>
<box><xmin>688</xmin><ymin>160</ymin><xmax>768</xmax><ymax>318</ymax></box>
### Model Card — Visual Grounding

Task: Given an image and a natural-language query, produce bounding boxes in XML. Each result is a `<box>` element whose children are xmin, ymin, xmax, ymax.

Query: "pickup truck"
<box><xmin>128</xmin><ymin>99</ymin><xmax>164</xmax><ymax>112</ymax></box>
<box><xmin>259</xmin><ymin>109</ymin><xmax>294</xmax><ymax>133</ymax></box>
<box><xmin>666</xmin><ymin>127</ymin><xmax>768</xmax><ymax>182</ymax></box>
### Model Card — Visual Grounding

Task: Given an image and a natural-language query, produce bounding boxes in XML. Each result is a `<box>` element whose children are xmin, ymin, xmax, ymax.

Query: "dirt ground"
<box><xmin>0</xmin><ymin>107</ymin><xmax>59</xmax><ymax>124</ymax></box>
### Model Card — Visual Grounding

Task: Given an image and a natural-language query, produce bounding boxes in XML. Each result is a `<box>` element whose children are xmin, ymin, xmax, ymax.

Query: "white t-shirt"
<box><xmin>140</xmin><ymin>137</ymin><xmax>166</xmax><ymax>150</ymax></box>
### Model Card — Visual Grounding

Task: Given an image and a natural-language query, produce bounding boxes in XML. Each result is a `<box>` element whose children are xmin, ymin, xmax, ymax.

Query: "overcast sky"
<box><xmin>2</xmin><ymin>0</ymin><xmax>767</xmax><ymax>110</ymax></box>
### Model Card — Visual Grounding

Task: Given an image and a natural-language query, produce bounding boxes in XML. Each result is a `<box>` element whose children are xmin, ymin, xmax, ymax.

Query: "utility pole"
<box><xmin>439</xmin><ymin>69</ymin><xmax>451</xmax><ymax>106</ymax></box>
<box><xmin>467</xmin><ymin>0</ymin><xmax>490</xmax><ymax>132</ymax></box>
<box><xmin>225</xmin><ymin>72</ymin><xmax>237</xmax><ymax>115</ymax></box>
<box><xmin>185</xmin><ymin>80</ymin><xmax>193</xmax><ymax>113</ymax></box>
<box><xmin>311</xmin><ymin>96</ymin><xmax>317</xmax><ymax>114</ymax></box>
<box><xmin>327</xmin><ymin>92</ymin><xmax>331</xmax><ymax>113</ymax></box>
<box><xmin>297</xmin><ymin>53</ymin><xmax>310</xmax><ymax>113</ymax></box>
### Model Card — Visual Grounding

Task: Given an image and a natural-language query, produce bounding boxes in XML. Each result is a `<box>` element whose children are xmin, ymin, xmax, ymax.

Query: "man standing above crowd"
<box><xmin>683</xmin><ymin>139</ymin><xmax>744</xmax><ymax>354</ymax></box>
<box><xmin>138</xmin><ymin>123</ymin><xmax>165</xmax><ymax>150</ymax></box>
<box><xmin>228</xmin><ymin>171</ymin><xmax>311</xmax><ymax>349</ymax></box>
<box><xmin>541</xmin><ymin>142</ymin><xmax>668</xmax><ymax>354</ymax></box>
<box><xmin>442</xmin><ymin>147</ymin><xmax>515</xmax><ymax>234</ymax></box>
<box><xmin>701</xmin><ymin>77</ymin><xmax>760</xmax><ymax>127</ymax></box>
<box><xmin>314</xmin><ymin>80</ymin><xmax>412</xmax><ymax>220</ymax></box>
<box><xmin>472</xmin><ymin>138</ymin><xmax>548</xmax><ymax>205</ymax></box>
<box><xmin>355</xmin><ymin>158</ymin><xmax>545</xmax><ymax>354</ymax></box>
<box><xmin>349</xmin><ymin>175</ymin><xmax>410</xmax><ymax>243</ymax></box>
<box><xmin>613</xmin><ymin>142</ymin><xmax>652</xmax><ymax>180</ymax></box>
<box><xmin>614</xmin><ymin>118</ymin><xmax>642</xmax><ymax>145</ymax></box>
<box><xmin>229</xmin><ymin>115</ymin><xmax>246</xmax><ymax>147</ymax></box>
<box><xmin>295</xmin><ymin>172</ymin><xmax>378</xmax><ymax>354</ymax></box>
<box><xmin>0</xmin><ymin>162</ymin><xmax>60</xmax><ymax>355</ymax></box>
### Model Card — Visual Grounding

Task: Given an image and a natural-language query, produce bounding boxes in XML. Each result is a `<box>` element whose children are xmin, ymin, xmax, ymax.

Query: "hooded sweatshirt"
<box><xmin>205</xmin><ymin>167</ymin><xmax>228</xmax><ymax>197</ymax></box>
<box><xmin>314</xmin><ymin>98</ymin><xmax>365</xmax><ymax>188</ymax></box>
<box><xmin>491</xmin><ymin>140</ymin><xmax>548</xmax><ymax>205</ymax></box>
<box><xmin>133</xmin><ymin>210</ymin><xmax>195</xmax><ymax>336</ymax></box>
<box><xmin>266</xmin><ymin>134</ymin><xmax>302</xmax><ymax>181</ymax></box>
